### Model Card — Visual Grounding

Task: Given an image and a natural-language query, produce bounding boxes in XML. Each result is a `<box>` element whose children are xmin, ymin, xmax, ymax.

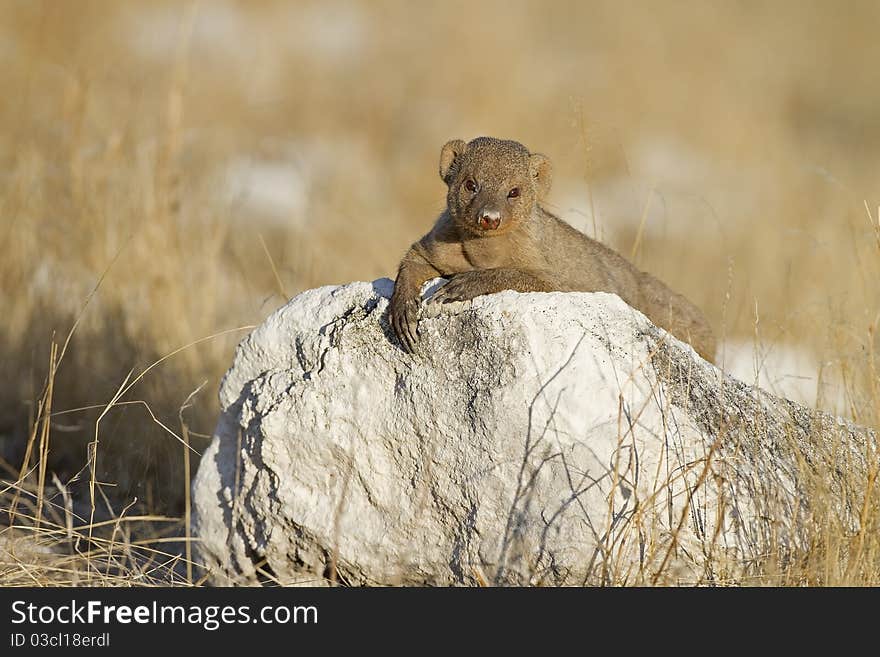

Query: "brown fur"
<box><xmin>389</xmin><ymin>136</ymin><xmax>716</xmax><ymax>362</ymax></box>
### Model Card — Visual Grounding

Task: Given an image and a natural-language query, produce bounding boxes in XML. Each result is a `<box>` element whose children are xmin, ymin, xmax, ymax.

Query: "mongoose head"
<box><xmin>439</xmin><ymin>136</ymin><xmax>552</xmax><ymax>236</ymax></box>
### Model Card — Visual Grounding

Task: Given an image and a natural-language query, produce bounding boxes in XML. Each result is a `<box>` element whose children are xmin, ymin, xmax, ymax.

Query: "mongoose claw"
<box><xmin>430</xmin><ymin>272</ymin><xmax>490</xmax><ymax>304</ymax></box>
<box><xmin>389</xmin><ymin>295</ymin><xmax>420</xmax><ymax>353</ymax></box>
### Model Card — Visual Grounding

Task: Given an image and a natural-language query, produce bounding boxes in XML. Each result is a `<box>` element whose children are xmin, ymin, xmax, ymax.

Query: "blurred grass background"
<box><xmin>1</xmin><ymin>0</ymin><xmax>878</xmax><ymax>543</ymax></box>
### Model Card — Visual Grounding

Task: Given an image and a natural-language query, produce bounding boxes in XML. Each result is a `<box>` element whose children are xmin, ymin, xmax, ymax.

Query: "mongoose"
<box><xmin>389</xmin><ymin>137</ymin><xmax>716</xmax><ymax>362</ymax></box>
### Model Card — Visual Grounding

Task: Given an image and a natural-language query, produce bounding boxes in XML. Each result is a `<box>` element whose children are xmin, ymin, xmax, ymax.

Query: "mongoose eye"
<box><xmin>464</xmin><ymin>179</ymin><xmax>478</xmax><ymax>193</ymax></box>
<box><xmin>507</xmin><ymin>187</ymin><xmax>520</xmax><ymax>199</ymax></box>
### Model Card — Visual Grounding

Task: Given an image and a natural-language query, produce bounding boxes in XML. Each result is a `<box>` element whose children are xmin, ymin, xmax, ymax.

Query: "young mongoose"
<box><xmin>389</xmin><ymin>137</ymin><xmax>716</xmax><ymax>362</ymax></box>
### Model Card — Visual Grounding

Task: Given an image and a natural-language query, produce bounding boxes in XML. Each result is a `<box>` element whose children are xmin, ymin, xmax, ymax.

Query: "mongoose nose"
<box><xmin>478</xmin><ymin>210</ymin><xmax>501</xmax><ymax>230</ymax></box>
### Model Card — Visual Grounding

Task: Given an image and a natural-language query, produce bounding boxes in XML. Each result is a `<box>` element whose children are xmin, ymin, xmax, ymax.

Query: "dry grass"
<box><xmin>1</xmin><ymin>0</ymin><xmax>878</xmax><ymax>585</ymax></box>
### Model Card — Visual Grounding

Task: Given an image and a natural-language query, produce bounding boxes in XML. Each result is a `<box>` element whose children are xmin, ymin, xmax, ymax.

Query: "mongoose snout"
<box><xmin>466</xmin><ymin>182</ymin><xmax>513</xmax><ymax>232</ymax></box>
<box><xmin>389</xmin><ymin>136</ymin><xmax>717</xmax><ymax>362</ymax></box>
<box><xmin>477</xmin><ymin>209</ymin><xmax>501</xmax><ymax>231</ymax></box>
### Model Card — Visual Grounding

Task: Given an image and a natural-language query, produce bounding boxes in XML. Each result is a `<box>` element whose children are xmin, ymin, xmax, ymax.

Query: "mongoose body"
<box><xmin>389</xmin><ymin>137</ymin><xmax>716</xmax><ymax>362</ymax></box>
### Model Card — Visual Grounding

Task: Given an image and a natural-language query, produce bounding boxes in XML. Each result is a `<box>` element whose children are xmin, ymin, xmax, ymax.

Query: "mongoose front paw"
<box><xmin>430</xmin><ymin>271</ymin><xmax>494</xmax><ymax>304</ymax></box>
<box><xmin>389</xmin><ymin>294</ymin><xmax>420</xmax><ymax>353</ymax></box>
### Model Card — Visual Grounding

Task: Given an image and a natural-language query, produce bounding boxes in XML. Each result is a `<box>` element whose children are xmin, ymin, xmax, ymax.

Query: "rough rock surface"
<box><xmin>192</xmin><ymin>278</ymin><xmax>873</xmax><ymax>585</ymax></box>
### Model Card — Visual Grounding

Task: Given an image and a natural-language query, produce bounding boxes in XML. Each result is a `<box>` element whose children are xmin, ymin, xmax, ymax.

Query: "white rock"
<box><xmin>192</xmin><ymin>279</ymin><xmax>872</xmax><ymax>585</ymax></box>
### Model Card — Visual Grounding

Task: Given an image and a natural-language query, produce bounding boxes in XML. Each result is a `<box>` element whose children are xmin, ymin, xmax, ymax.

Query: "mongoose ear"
<box><xmin>529</xmin><ymin>153</ymin><xmax>552</xmax><ymax>200</ymax></box>
<box><xmin>439</xmin><ymin>139</ymin><xmax>468</xmax><ymax>184</ymax></box>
